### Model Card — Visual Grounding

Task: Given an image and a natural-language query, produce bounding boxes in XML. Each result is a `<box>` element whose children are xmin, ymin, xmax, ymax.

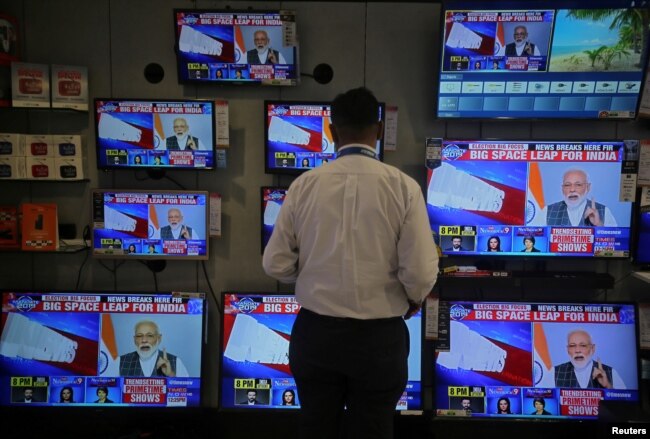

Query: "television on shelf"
<box><xmin>173</xmin><ymin>9</ymin><xmax>299</xmax><ymax>86</ymax></box>
<box><xmin>264</xmin><ymin>100</ymin><xmax>385</xmax><ymax>175</ymax></box>
<box><xmin>94</xmin><ymin>98</ymin><xmax>216</xmax><ymax>170</ymax></box>
<box><xmin>0</xmin><ymin>291</ymin><xmax>205</xmax><ymax>407</ymax></box>
<box><xmin>634</xmin><ymin>207</ymin><xmax>650</xmax><ymax>266</ymax></box>
<box><xmin>437</xmin><ymin>0</ymin><xmax>649</xmax><ymax>119</ymax></box>
<box><xmin>261</xmin><ymin>187</ymin><xmax>288</xmax><ymax>253</ymax></box>
<box><xmin>425</xmin><ymin>138</ymin><xmax>634</xmax><ymax>258</ymax></box>
<box><xmin>219</xmin><ymin>292</ymin><xmax>423</xmax><ymax>411</ymax></box>
<box><xmin>434</xmin><ymin>300</ymin><xmax>640</xmax><ymax>420</ymax></box>
<box><xmin>91</xmin><ymin>189</ymin><xmax>209</xmax><ymax>260</ymax></box>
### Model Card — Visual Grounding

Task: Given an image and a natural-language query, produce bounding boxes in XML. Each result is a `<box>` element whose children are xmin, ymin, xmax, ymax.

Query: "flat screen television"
<box><xmin>634</xmin><ymin>208</ymin><xmax>650</xmax><ymax>266</ymax></box>
<box><xmin>261</xmin><ymin>187</ymin><xmax>288</xmax><ymax>253</ymax></box>
<box><xmin>220</xmin><ymin>293</ymin><xmax>423</xmax><ymax>411</ymax></box>
<box><xmin>426</xmin><ymin>138</ymin><xmax>634</xmax><ymax>258</ymax></box>
<box><xmin>94</xmin><ymin>99</ymin><xmax>216</xmax><ymax>170</ymax></box>
<box><xmin>174</xmin><ymin>10</ymin><xmax>299</xmax><ymax>86</ymax></box>
<box><xmin>264</xmin><ymin>101</ymin><xmax>385</xmax><ymax>175</ymax></box>
<box><xmin>437</xmin><ymin>0</ymin><xmax>649</xmax><ymax>119</ymax></box>
<box><xmin>0</xmin><ymin>291</ymin><xmax>205</xmax><ymax>407</ymax></box>
<box><xmin>435</xmin><ymin>300</ymin><xmax>640</xmax><ymax>420</ymax></box>
<box><xmin>91</xmin><ymin>189</ymin><xmax>209</xmax><ymax>260</ymax></box>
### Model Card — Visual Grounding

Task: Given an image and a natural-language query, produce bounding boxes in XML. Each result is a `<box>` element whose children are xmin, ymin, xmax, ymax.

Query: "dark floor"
<box><xmin>3</xmin><ymin>407</ymin><xmax>650</xmax><ymax>439</ymax></box>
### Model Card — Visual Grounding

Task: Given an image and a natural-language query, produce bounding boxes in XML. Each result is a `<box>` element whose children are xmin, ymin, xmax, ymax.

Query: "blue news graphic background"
<box><xmin>105</xmin><ymin>313</ymin><xmax>203</xmax><ymax>377</ymax></box>
<box><xmin>427</xmin><ymin>159</ymin><xmax>528</xmax><ymax>226</ymax></box>
<box><xmin>535</xmin><ymin>161</ymin><xmax>632</xmax><ymax>226</ymax></box>
<box><xmin>221</xmin><ymin>306</ymin><xmax>422</xmax><ymax>409</ymax></box>
<box><xmin>0</xmin><ymin>312</ymin><xmax>99</xmax><ymax>377</ymax></box>
<box><xmin>541</xmin><ymin>321</ymin><xmax>639</xmax><ymax>390</ymax></box>
<box><xmin>178</xmin><ymin>23</ymin><xmax>234</xmax><ymax>62</ymax></box>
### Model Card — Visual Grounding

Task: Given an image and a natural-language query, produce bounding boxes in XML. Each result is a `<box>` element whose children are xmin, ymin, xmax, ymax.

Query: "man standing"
<box><xmin>165</xmin><ymin>117</ymin><xmax>200</xmax><ymax>150</ymax></box>
<box><xmin>263</xmin><ymin>87</ymin><xmax>438</xmax><ymax>438</ymax></box>
<box><xmin>242</xmin><ymin>29</ymin><xmax>287</xmax><ymax>65</ymax></box>
<box><xmin>506</xmin><ymin>25</ymin><xmax>541</xmax><ymax>57</ymax></box>
<box><xmin>554</xmin><ymin>329</ymin><xmax>626</xmax><ymax>389</ymax></box>
<box><xmin>103</xmin><ymin>320</ymin><xmax>189</xmax><ymax>378</ymax></box>
<box><xmin>160</xmin><ymin>208</ymin><xmax>198</xmax><ymax>240</ymax></box>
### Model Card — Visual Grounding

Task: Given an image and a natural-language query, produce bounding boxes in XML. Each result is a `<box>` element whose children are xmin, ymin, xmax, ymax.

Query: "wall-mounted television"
<box><xmin>437</xmin><ymin>0</ymin><xmax>649</xmax><ymax>119</ymax></box>
<box><xmin>0</xmin><ymin>291</ymin><xmax>205</xmax><ymax>407</ymax></box>
<box><xmin>426</xmin><ymin>138</ymin><xmax>634</xmax><ymax>258</ymax></box>
<box><xmin>94</xmin><ymin>99</ymin><xmax>216</xmax><ymax>170</ymax></box>
<box><xmin>174</xmin><ymin>10</ymin><xmax>299</xmax><ymax>86</ymax></box>
<box><xmin>219</xmin><ymin>293</ymin><xmax>423</xmax><ymax>410</ymax></box>
<box><xmin>634</xmin><ymin>208</ymin><xmax>650</xmax><ymax>266</ymax></box>
<box><xmin>91</xmin><ymin>189</ymin><xmax>209</xmax><ymax>260</ymax></box>
<box><xmin>264</xmin><ymin>101</ymin><xmax>385</xmax><ymax>175</ymax></box>
<box><xmin>261</xmin><ymin>187</ymin><xmax>288</xmax><ymax>253</ymax></box>
<box><xmin>435</xmin><ymin>300</ymin><xmax>640</xmax><ymax>420</ymax></box>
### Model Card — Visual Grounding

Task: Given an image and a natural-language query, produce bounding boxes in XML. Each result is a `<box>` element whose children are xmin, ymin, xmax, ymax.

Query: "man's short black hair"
<box><xmin>524</xmin><ymin>235</ymin><xmax>536</xmax><ymax>244</ymax></box>
<box><xmin>331</xmin><ymin>87</ymin><xmax>379</xmax><ymax>129</ymax></box>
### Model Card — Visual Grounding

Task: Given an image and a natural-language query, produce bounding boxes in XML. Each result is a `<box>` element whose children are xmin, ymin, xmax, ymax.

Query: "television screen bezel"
<box><xmin>173</xmin><ymin>9</ymin><xmax>300</xmax><ymax>86</ymax></box>
<box><xmin>0</xmin><ymin>290</ymin><xmax>207</xmax><ymax>409</ymax></box>
<box><xmin>93</xmin><ymin>98</ymin><xmax>217</xmax><ymax>171</ymax></box>
<box><xmin>260</xmin><ymin>186</ymin><xmax>289</xmax><ymax>254</ymax></box>
<box><xmin>90</xmin><ymin>188</ymin><xmax>210</xmax><ymax>260</ymax></box>
<box><xmin>218</xmin><ymin>291</ymin><xmax>425</xmax><ymax>411</ymax></box>
<box><xmin>426</xmin><ymin>137</ymin><xmax>635</xmax><ymax>260</ymax></box>
<box><xmin>433</xmin><ymin>299</ymin><xmax>642</xmax><ymax>420</ymax></box>
<box><xmin>263</xmin><ymin>100</ymin><xmax>386</xmax><ymax>175</ymax></box>
<box><xmin>435</xmin><ymin>0</ymin><xmax>650</xmax><ymax>121</ymax></box>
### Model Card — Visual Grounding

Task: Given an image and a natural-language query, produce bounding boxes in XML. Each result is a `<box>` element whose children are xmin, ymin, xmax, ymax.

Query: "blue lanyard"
<box><xmin>337</xmin><ymin>146</ymin><xmax>377</xmax><ymax>160</ymax></box>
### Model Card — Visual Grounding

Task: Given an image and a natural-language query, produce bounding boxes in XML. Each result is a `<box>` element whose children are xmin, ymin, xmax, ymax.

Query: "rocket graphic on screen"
<box><xmin>104</xmin><ymin>205</ymin><xmax>137</xmax><ymax>232</ymax></box>
<box><xmin>268</xmin><ymin>116</ymin><xmax>311</xmax><ymax>146</ymax></box>
<box><xmin>223</xmin><ymin>314</ymin><xmax>289</xmax><ymax>365</ymax></box>
<box><xmin>437</xmin><ymin>320</ymin><xmax>507</xmax><ymax>373</ymax></box>
<box><xmin>446</xmin><ymin>22</ymin><xmax>483</xmax><ymax>49</ymax></box>
<box><xmin>0</xmin><ymin>313</ymin><xmax>78</xmax><ymax>363</ymax></box>
<box><xmin>263</xmin><ymin>200</ymin><xmax>282</xmax><ymax>227</ymax></box>
<box><xmin>178</xmin><ymin>25</ymin><xmax>223</xmax><ymax>56</ymax></box>
<box><xmin>98</xmin><ymin>113</ymin><xmax>142</xmax><ymax>143</ymax></box>
<box><xmin>428</xmin><ymin>162</ymin><xmax>505</xmax><ymax>213</ymax></box>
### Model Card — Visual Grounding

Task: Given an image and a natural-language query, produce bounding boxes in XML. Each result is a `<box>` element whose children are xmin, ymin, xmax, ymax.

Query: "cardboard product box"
<box><xmin>0</xmin><ymin>205</ymin><xmax>19</xmax><ymax>248</ymax></box>
<box><xmin>20</xmin><ymin>203</ymin><xmax>58</xmax><ymax>251</ymax></box>
<box><xmin>0</xmin><ymin>133</ymin><xmax>24</xmax><ymax>156</ymax></box>
<box><xmin>51</xmin><ymin>134</ymin><xmax>82</xmax><ymax>158</ymax></box>
<box><xmin>25</xmin><ymin>157</ymin><xmax>54</xmax><ymax>179</ymax></box>
<box><xmin>11</xmin><ymin>62</ymin><xmax>50</xmax><ymax>108</ymax></box>
<box><xmin>0</xmin><ymin>156</ymin><xmax>26</xmax><ymax>179</ymax></box>
<box><xmin>24</xmin><ymin>134</ymin><xmax>54</xmax><ymax>157</ymax></box>
<box><xmin>51</xmin><ymin>65</ymin><xmax>88</xmax><ymax>111</ymax></box>
<box><xmin>54</xmin><ymin>157</ymin><xmax>84</xmax><ymax>180</ymax></box>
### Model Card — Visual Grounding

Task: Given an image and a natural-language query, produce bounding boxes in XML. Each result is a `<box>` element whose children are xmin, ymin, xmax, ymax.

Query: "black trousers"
<box><xmin>289</xmin><ymin>307</ymin><xmax>409</xmax><ymax>439</ymax></box>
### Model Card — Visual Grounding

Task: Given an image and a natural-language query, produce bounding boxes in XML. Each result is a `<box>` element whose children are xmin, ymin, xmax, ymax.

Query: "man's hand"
<box><xmin>591</xmin><ymin>358</ymin><xmax>612</xmax><ymax>388</ymax></box>
<box><xmin>404</xmin><ymin>300</ymin><xmax>421</xmax><ymax>320</ymax></box>
<box><xmin>583</xmin><ymin>198</ymin><xmax>603</xmax><ymax>226</ymax></box>
<box><xmin>267</xmin><ymin>50</ymin><xmax>277</xmax><ymax>64</ymax></box>
<box><xmin>156</xmin><ymin>348</ymin><xmax>176</xmax><ymax>377</ymax></box>
<box><xmin>524</xmin><ymin>42</ymin><xmax>533</xmax><ymax>56</ymax></box>
<box><xmin>180</xmin><ymin>225</ymin><xmax>190</xmax><ymax>239</ymax></box>
<box><xmin>186</xmin><ymin>136</ymin><xmax>196</xmax><ymax>150</ymax></box>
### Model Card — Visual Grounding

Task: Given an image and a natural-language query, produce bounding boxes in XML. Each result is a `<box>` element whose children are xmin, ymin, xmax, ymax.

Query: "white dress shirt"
<box><xmin>574</xmin><ymin>360</ymin><xmax>626</xmax><ymax>389</ymax></box>
<box><xmin>530</xmin><ymin>199</ymin><xmax>617</xmax><ymax>227</ymax></box>
<box><xmin>103</xmin><ymin>349</ymin><xmax>190</xmax><ymax>377</ymax></box>
<box><xmin>263</xmin><ymin>143</ymin><xmax>439</xmax><ymax>319</ymax></box>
